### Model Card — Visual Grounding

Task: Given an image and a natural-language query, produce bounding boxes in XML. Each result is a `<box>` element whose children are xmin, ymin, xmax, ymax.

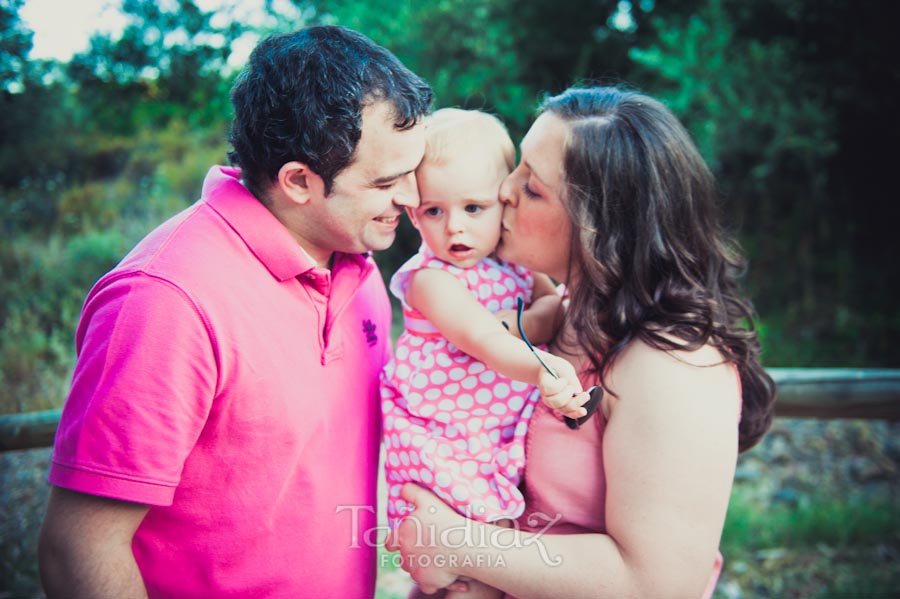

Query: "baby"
<box><xmin>380</xmin><ymin>108</ymin><xmax>586</xmax><ymax>533</ymax></box>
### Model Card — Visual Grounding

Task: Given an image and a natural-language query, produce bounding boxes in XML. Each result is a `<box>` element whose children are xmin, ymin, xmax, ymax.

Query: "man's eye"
<box><xmin>377</xmin><ymin>182</ymin><xmax>396</xmax><ymax>191</ymax></box>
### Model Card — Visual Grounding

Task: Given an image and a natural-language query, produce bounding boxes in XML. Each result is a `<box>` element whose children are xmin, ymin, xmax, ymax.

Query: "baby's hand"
<box><xmin>536</xmin><ymin>353</ymin><xmax>590</xmax><ymax>419</ymax></box>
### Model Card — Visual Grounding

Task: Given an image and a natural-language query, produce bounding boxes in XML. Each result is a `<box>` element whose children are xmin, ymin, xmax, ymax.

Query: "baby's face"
<box><xmin>411</xmin><ymin>146</ymin><xmax>507</xmax><ymax>269</ymax></box>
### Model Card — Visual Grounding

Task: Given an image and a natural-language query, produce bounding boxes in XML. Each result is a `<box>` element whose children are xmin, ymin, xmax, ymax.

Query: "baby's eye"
<box><xmin>464</xmin><ymin>204</ymin><xmax>482</xmax><ymax>214</ymax></box>
<box><xmin>424</xmin><ymin>207</ymin><xmax>442</xmax><ymax>217</ymax></box>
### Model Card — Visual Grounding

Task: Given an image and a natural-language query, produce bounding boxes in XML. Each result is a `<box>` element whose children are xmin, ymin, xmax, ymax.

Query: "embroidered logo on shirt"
<box><xmin>362</xmin><ymin>320</ymin><xmax>378</xmax><ymax>347</ymax></box>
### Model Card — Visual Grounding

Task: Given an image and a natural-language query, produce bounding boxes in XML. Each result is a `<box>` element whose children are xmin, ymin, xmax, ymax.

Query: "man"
<box><xmin>38</xmin><ymin>26</ymin><xmax>432</xmax><ymax>598</ymax></box>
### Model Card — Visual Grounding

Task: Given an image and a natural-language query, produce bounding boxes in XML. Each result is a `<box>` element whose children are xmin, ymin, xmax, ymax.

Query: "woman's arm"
<box><xmin>389</xmin><ymin>340</ymin><xmax>741</xmax><ymax>598</ymax></box>
<box><xmin>406</xmin><ymin>268</ymin><xmax>586</xmax><ymax>417</ymax></box>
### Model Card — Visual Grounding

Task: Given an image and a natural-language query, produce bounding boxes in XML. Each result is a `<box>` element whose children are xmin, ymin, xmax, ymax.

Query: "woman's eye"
<box><xmin>522</xmin><ymin>183</ymin><xmax>540</xmax><ymax>198</ymax></box>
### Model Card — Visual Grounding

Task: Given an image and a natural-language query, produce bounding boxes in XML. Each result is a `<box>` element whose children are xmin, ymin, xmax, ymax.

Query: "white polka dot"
<box><xmin>411</xmin><ymin>434</ymin><xmax>426</xmax><ymax>447</ymax></box>
<box><xmin>457</xmin><ymin>394</ymin><xmax>473</xmax><ymax>409</ymax></box>
<box><xmin>475</xmin><ymin>389</ymin><xmax>493</xmax><ymax>404</ymax></box>
<box><xmin>388</xmin><ymin>453</ymin><xmax>400</xmax><ymax>467</ymax></box>
<box><xmin>453</xmin><ymin>439</ymin><xmax>468</xmax><ymax>451</ymax></box>
<box><xmin>421</xmin><ymin>469</ymin><xmax>433</xmax><ymax>484</ymax></box>
<box><xmin>410</xmin><ymin>337</ymin><xmax>424</xmax><ymax>347</ymax></box>
<box><xmin>407</xmin><ymin>392</ymin><xmax>423</xmax><ymax>406</ymax></box>
<box><xmin>468</xmin><ymin>437</ymin><xmax>482</xmax><ymax>453</ymax></box>
<box><xmin>452</xmin><ymin>485</ymin><xmax>470</xmax><ymax>501</ymax></box>
<box><xmin>511</xmin><ymin>380</ymin><xmax>530</xmax><ymax>392</ymax></box>
<box><xmin>489</xmin><ymin>429</ymin><xmax>501</xmax><ymax>444</ymax></box>
<box><xmin>507</xmin><ymin>395</ymin><xmax>524</xmax><ymax>411</ymax></box>
<box><xmin>473</xmin><ymin>479</ymin><xmax>489</xmax><ymax>494</ymax></box>
<box><xmin>399</xmin><ymin>451</ymin><xmax>410</xmax><ymax>466</ymax></box>
<box><xmin>472</xmin><ymin>408</ymin><xmax>488</xmax><ymax>416</ymax></box>
<box><xmin>411</xmin><ymin>373</ymin><xmax>428</xmax><ymax>389</ymax></box>
<box><xmin>497</xmin><ymin>453</ymin><xmax>508</xmax><ymax>467</ymax></box>
<box><xmin>396</xmin><ymin>345</ymin><xmax>409</xmax><ymax>360</ymax></box>
<box><xmin>435</xmin><ymin>412</ymin><xmax>451</xmax><ymax>423</ymax></box>
<box><xmin>418</xmin><ymin>404</ymin><xmax>436</xmax><ymax>418</ymax></box>
<box><xmin>479</xmin><ymin>283</ymin><xmax>492</xmax><ymax>298</ymax></box>
<box><xmin>500</xmin><ymin>297</ymin><xmax>515</xmax><ymax>310</ymax></box>
<box><xmin>445</xmin><ymin>424</ymin><xmax>459</xmax><ymax>439</ymax></box>
<box><xmin>436</xmin><ymin>353</ymin><xmax>452</xmax><ymax>368</ymax></box>
<box><xmin>392</xmin><ymin>417</ymin><xmax>408</xmax><ymax>430</ymax></box>
<box><xmin>505</xmin><ymin>279</ymin><xmax>517</xmax><ymax>291</ymax></box>
<box><xmin>480</xmin><ymin>463</ymin><xmax>494</xmax><ymax>475</ymax></box>
<box><xmin>430</xmin><ymin>370</ymin><xmax>448</xmax><ymax>385</ymax></box>
<box><xmin>443</xmin><ymin>382</ymin><xmax>460</xmax><ymax>396</ymax></box>
<box><xmin>467</xmin><ymin>271</ymin><xmax>479</xmax><ymax>286</ymax></box>
<box><xmin>461</xmin><ymin>377</ymin><xmax>477</xmax><ymax>390</ymax></box>
<box><xmin>395</xmin><ymin>363</ymin><xmax>411</xmax><ymax>380</ymax></box>
<box><xmin>490</xmin><ymin>403</ymin><xmax>507</xmax><ymax>415</ymax></box>
<box><xmin>449</xmin><ymin>368</ymin><xmax>467</xmax><ymax>381</ymax></box>
<box><xmin>493</xmin><ymin>282</ymin><xmax>507</xmax><ymax>295</ymax></box>
<box><xmin>479</xmin><ymin>370</ymin><xmax>497</xmax><ymax>384</ymax></box>
<box><xmin>435</xmin><ymin>471</ymin><xmax>452</xmax><ymax>488</ymax></box>
<box><xmin>438</xmin><ymin>399</ymin><xmax>455</xmax><ymax>412</ymax></box>
<box><xmin>462</xmin><ymin>461</ymin><xmax>478</xmax><ymax>476</ymax></box>
<box><xmin>485</xmin><ymin>416</ymin><xmax>500</xmax><ymax>429</ymax></box>
<box><xmin>410</xmin><ymin>452</ymin><xmax>420</xmax><ymax>465</ymax></box>
<box><xmin>467</xmin><ymin>418</ymin><xmax>483</xmax><ymax>434</ymax></box>
<box><xmin>424</xmin><ymin>388</ymin><xmax>441</xmax><ymax>401</ymax></box>
<box><xmin>437</xmin><ymin>444</ymin><xmax>453</xmax><ymax>458</ymax></box>
<box><xmin>486</xmin><ymin>299</ymin><xmax>500</xmax><ymax>312</ymax></box>
<box><xmin>468</xmin><ymin>362</ymin><xmax>486</xmax><ymax>375</ymax></box>
<box><xmin>509</xmin><ymin>445</ymin><xmax>524</xmax><ymax>459</ymax></box>
<box><xmin>493</xmin><ymin>382</ymin><xmax>510</xmax><ymax>398</ymax></box>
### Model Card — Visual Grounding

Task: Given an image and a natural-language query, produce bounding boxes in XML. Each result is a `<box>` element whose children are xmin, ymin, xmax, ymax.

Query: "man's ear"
<box><xmin>406</xmin><ymin>206</ymin><xmax>420</xmax><ymax>230</ymax></box>
<box><xmin>276</xmin><ymin>161</ymin><xmax>323</xmax><ymax>205</ymax></box>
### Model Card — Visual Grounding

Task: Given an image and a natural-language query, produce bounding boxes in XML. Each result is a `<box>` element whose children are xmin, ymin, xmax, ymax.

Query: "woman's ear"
<box><xmin>276</xmin><ymin>161</ymin><xmax>323</xmax><ymax>205</ymax></box>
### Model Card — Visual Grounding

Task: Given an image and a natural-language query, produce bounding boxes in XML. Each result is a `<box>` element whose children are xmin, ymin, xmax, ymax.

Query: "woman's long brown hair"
<box><xmin>543</xmin><ymin>86</ymin><xmax>775</xmax><ymax>452</ymax></box>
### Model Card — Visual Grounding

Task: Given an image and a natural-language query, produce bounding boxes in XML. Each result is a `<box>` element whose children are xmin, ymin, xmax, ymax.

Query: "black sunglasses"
<box><xmin>514</xmin><ymin>297</ymin><xmax>602</xmax><ymax>429</ymax></box>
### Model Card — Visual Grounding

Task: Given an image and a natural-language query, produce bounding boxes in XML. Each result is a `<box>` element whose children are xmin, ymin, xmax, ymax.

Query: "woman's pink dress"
<box><xmin>381</xmin><ymin>245</ymin><xmax>541</xmax><ymax>527</ymax></box>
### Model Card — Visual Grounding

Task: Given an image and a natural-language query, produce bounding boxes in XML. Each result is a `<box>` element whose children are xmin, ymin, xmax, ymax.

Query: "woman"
<box><xmin>386</xmin><ymin>86</ymin><xmax>776</xmax><ymax>598</ymax></box>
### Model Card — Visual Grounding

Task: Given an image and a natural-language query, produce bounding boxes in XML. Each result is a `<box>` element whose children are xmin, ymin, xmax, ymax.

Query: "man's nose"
<box><xmin>499</xmin><ymin>173</ymin><xmax>518</xmax><ymax>207</ymax></box>
<box><xmin>393</xmin><ymin>172</ymin><xmax>420</xmax><ymax>208</ymax></box>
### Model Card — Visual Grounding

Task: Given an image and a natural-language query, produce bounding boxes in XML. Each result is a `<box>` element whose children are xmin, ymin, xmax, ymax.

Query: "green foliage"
<box><xmin>0</xmin><ymin>0</ymin><xmax>31</xmax><ymax>91</ymax></box>
<box><xmin>0</xmin><ymin>231</ymin><xmax>129</xmax><ymax>414</ymax></box>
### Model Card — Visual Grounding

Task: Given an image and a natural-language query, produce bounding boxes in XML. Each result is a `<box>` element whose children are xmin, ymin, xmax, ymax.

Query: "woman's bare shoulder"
<box><xmin>604</xmin><ymin>338</ymin><xmax>740</xmax><ymax>417</ymax></box>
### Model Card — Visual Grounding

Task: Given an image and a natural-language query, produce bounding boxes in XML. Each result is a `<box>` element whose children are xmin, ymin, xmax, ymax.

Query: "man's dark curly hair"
<box><xmin>228</xmin><ymin>26</ymin><xmax>433</xmax><ymax>199</ymax></box>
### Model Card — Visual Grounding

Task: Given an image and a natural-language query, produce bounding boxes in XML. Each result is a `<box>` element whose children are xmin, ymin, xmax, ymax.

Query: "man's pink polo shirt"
<box><xmin>50</xmin><ymin>166</ymin><xmax>391</xmax><ymax>598</ymax></box>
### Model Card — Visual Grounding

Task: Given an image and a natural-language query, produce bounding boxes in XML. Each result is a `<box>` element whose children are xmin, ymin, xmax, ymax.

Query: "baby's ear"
<box><xmin>405</xmin><ymin>206</ymin><xmax>420</xmax><ymax>229</ymax></box>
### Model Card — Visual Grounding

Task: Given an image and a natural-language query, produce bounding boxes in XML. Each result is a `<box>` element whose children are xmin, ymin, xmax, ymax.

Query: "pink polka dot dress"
<box><xmin>381</xmin><ymin>244</ymin><xmax>540</xmax><ymax>527</ymax></box>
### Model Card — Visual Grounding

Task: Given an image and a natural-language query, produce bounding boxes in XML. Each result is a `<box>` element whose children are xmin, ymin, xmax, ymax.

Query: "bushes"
<box><xmin>0</xmin><ymin>119</ymin><xmax>228</xmax><ymax>415</ymax></box>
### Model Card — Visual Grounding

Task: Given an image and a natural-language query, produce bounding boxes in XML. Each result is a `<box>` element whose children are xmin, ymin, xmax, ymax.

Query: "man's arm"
<box><xmin>39</xmin><ymin>486</ymin><xmax>150</xmax><ymax>599</ymax></box>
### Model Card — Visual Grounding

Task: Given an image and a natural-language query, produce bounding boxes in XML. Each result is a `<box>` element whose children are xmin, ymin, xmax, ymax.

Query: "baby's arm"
<box><xmin>495</xmin><ymin>273</ymin><xmax>562</xmax><ymax>345</ymax></box>
<box><xmin>406</xmin><ymin>268</ymin><xmax>587</xmax><ymax>418</ymax></box>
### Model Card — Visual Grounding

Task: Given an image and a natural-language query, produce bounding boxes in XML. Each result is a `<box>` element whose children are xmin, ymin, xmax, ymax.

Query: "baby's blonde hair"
<box><xmin>422</xmin><ymin>108</ymin><xmax>515</xmax><ymax>173</ymax></box>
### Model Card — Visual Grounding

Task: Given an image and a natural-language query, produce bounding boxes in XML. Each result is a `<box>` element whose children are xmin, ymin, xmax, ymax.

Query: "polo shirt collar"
<box><xmin>200</xmin><ymin>166</ymin><xmax>373</xmax><ymax>282</ymax></box>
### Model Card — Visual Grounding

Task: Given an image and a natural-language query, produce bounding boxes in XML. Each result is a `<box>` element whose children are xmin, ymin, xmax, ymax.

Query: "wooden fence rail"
<box><xmin>1</xmin><ymin>368</ymin><xmax>898</xmax><ymax>452</ymax></box>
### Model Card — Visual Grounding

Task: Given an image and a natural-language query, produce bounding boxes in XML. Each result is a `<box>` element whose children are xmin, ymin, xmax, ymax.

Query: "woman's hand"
<box><xmin>536</xmin><ymin>352</ymin><xmax>590</xmax><ymax>419</ymax></box>
<box><xmin>384</xmin><ymin>484</ymin><xmax>471</xmax><ymax>594</ymax></box>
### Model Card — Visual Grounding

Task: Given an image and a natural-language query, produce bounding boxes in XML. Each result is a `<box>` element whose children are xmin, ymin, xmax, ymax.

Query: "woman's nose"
<box><xmin>499</xmin><ymin>173</ymin><xmax>518</xmax><ymax>207</ymax></box>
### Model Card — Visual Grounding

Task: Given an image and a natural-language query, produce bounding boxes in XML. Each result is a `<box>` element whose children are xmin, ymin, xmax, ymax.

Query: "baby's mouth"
<box><xmin>450</xmin><ymin>244</ymin><xmax>471</xmax><ymax>252</ymax></box>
